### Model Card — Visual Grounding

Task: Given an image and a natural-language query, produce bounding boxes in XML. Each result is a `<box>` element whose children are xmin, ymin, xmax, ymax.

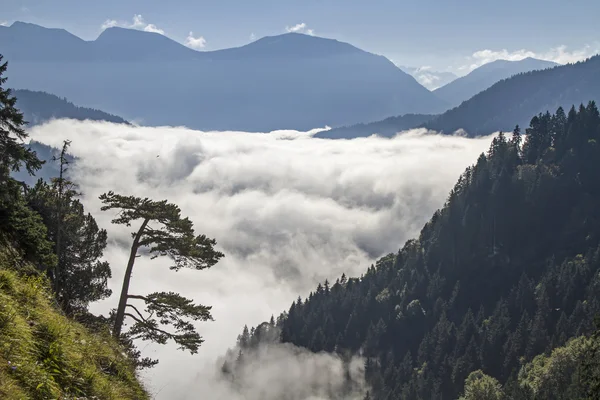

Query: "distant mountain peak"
<box><xmin>0</xmin><ymin>21</ymin><xmax>447</xmax><ymax>131</ymax></box>
<box><xmin>7</xmin><ymin>20</ymin><xmax>82</xmax><ymax>40</ymax></box>
<box><xmin>435</xmin><ymin>57</ymin><xmax>560</xmax><ymax>107</ymax></box>
<box><xmin>218</xmin><ymin>32</ymin><xmax>363</xmax><ymax>59</ymax></box>
<box><xmin>96</xmin><ymin>26</ymin><xmax>164</xmax><ymax>41</ymax></box>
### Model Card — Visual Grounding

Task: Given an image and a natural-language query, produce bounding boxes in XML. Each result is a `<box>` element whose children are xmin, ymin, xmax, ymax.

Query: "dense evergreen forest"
<box><xmin>225</xmin><ymin>104</ymin><xmax>600</xmax><ymax>399</ymax></box>
<box><xmin>13</xmin><ymin>89</ymin><xmax>128</xmax><ymax>126</ymax></box>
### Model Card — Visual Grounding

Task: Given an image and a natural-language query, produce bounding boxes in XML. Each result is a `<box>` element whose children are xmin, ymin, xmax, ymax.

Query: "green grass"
<box><xmin>0</xmin><ymin>246</ymin><xmax>149</xmax><ymax>400</ymax></box>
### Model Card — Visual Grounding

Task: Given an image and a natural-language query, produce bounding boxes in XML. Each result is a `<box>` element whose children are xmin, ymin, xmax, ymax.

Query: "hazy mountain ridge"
<box><xmin>399</xmin><ymin>66</ymin><xmax>458</xmax><ymax>90</ymax></box>
<box><xmin>426</xmin><ymin>55</ymin><xmax>600</xmax><ymax>136</ymax></box>
<box><xmin>314</xmin><ymin>114</ymin><xmax>435</xmax><ymax>139</ymax></box>
<box><xmin>317</xmin><ymin>56</ymin><xmax>599</xmax><ymax>139</ymax></box>
<box><xmin>434</xmin><ymin>57</ymin><xmax>559</xmax><ymax>108</ymax></box>
<box><xmin>14</xmin><ymin>89</ymin><xmax>129</xmax><ymax>126</ymax></box>
<box><xmin>0</xmin><ymin>22</ymin><xmax>447</xmax><ymax>132</ymax></box>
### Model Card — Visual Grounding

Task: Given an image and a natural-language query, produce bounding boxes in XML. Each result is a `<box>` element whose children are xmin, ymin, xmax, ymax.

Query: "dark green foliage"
<box><xmin>231</xmin><ymin>102</ymin><xmax>600</xmax><ymax>399</ymax></box>
<box><xmin>26</xmin><ymin>173</ymin><xmax>112</xmax><ymax>314</ymax></box>
<box><xmin>126</xmin><ymin>292</ymin><xmax>213</xmax><ymax>354</ymax></box>
<box><xmin>0</xmin><ymin>55</ymin><xmax>42</xmax><ymax>178</ymax></box>
<box><xmin>13</xmin><ymin>89</ymin><xmax>129</xmax><ymax>126</ymax></box>
<box><xmin>581</xmin><ymin>317</ymin><xmax>600</xmax><ymax>399</ymax></box>
<box><xmin>99</xmin><ymin>191</ymin><xmax>224</xmax><ymax>355</ymax></box>
<box><xmin>0</xmin><ymin>54</ymin><xmax>55</xmax><ymax>271</ymax></box>
<box><xmin>0</xmin><ymin>189</ymin><xmax>57</xmax><ymax>270</ymax></box>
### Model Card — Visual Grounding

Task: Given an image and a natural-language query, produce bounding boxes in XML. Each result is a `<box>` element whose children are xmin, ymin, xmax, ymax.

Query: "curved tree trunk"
<box><xmin>113</xmin><ymin>218</ymin><xmax>149</xmax><ymax>338</ymax></box>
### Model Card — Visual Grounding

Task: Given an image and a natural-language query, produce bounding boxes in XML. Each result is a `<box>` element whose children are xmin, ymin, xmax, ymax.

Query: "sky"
<box><xmin>2</xmin><ymin>0</ymin><xmax>600</xmax><ymax>74</ymax></box>
<box><xmin>29</xmin><ymin>120</ymin><xmax>496</xmax><ymax>399</ymax></box>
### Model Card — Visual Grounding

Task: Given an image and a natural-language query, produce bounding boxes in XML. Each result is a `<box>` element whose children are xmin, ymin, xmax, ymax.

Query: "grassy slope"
<box><xmin>0</xmin><ymin>246</ymin><xmax>149</xmax><ymax>400</ymax></box>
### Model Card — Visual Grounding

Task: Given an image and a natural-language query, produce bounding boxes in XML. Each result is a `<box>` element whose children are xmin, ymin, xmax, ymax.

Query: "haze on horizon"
<box><xmin>2</xmin><ymin>0</ymin><xmax>600</xmax><ymax>76</ymax></box>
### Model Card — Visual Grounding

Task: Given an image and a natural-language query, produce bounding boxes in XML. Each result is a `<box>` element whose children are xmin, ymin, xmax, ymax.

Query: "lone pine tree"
<box><xmin>99</xmin><ymin>191</ymin><xmax>224</xmax><ymax>354</ymax></box>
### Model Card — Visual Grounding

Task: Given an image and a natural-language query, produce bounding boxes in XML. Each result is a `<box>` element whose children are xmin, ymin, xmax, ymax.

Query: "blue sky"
<box><xmin>2</xmin><ymin>0</ymin><xmax>600</xmax><ymax>74</ymax></box>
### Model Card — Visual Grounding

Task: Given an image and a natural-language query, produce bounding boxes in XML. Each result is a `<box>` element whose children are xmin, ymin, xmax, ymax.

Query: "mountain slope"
<box><xmin>399</xmin><ymin>66</ymin><xmax>458</xmax><ymax>91</ymax></box>
<box><xmin>321</xmin><ymin>56</ymin><xmax>600</xmax><ymax>139</ymax></box>
<box><xmin>434</xmin><ymin>58</ymin><xmax>559</xmax><ymax>108</ymax></box>
<box><xmin>426</xmin><ymin>55</ymin><xmax>600</xmax><ymax>136</ymax></box>
<box><xmin>14</xmin><ymin>89</ymin><xmax>128</xmax><ymax>126</ymax></box>
<box><xmin>0</xmin><ymin>248</ymin><xmax>149</xmax><ymax>399</ymax></box>
<box><xmin>314</xmin><ymin>114</ymin><xmax>435</xmax><ymax>139</ymax></box>
<box><xmin>225</xmin><ymin>103</ymin><xmax>600</xmax><ymax>399</ymax></box>
<box><xmin>0</xmin><ymin>22</ymin><xmax>447</xmax><ymax>132</ymax></box>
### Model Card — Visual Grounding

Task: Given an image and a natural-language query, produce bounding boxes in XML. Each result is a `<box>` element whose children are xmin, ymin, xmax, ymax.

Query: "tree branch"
<box><xmin>124</xmin><ymin>312</ymin><xmax>144</xmax><ymax>324</ymax></box>
<box><xmin>124</xmin><ymin>313</ymin><xmax>175</xmax><ymax>337</ymax></box>
<box><xmin>126</xmin><ymin>303</ymin><xmax>148</xmax><ymax>322</ymax></box>
<box><xmin>128</xmin><ymin>294</ymin><xmax>149</xmax><ymax>301</ymax></box>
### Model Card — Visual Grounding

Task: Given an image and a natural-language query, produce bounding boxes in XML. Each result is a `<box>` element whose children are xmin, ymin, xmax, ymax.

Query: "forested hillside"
<box><xmin>13</xmin><ymin>89</ymin><xmax>128</xmax><ymax>126</ymax></box>
<box><xmin>426</xmin><ymin>56</ymin><xmax>600</xmax><ymax>136</ymax></box>
<box><xmin>224</xmin><ymin>103</ymin><xmax>600</xmax><ymax>399</ymax></box>
<box><xmin>433</xmin><ymin>58</ymin><xmax>558</xmax><ymax>108</ymax></box>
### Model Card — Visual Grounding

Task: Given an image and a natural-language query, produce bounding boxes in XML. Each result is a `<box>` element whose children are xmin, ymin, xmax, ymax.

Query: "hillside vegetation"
<box><xmin>225</xmin><ymin>103</ymin><xmax>600</xmax><ymax>399</ymax></box>
<box><xmin>0</xmin><ymin>247</ymin><xmax>149</xmax><ymax>399</ymax></box>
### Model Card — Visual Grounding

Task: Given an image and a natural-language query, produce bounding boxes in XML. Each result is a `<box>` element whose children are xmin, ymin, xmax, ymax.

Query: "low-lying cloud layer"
<box><xmin>29</xmin><ymin>121</ymin><xmax>495</xmax><ymax>399</ymax></box>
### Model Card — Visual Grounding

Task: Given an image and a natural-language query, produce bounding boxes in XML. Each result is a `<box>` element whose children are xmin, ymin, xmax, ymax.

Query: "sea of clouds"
<box><xmin>29</xmin><ymin>120</ymin><xmax>495</xmax><ymax>399</ymax></box>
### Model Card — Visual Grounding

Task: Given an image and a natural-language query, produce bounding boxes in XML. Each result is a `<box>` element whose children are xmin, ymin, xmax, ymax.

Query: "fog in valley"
<box><xmin>29</xmin><ymin>120</ymin><xmax>495</xmax><ymax>399</ymax></box>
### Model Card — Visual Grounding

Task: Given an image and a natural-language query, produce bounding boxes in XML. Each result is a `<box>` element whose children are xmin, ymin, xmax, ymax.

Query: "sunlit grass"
<box><xmin>0</xmin><ymin>246</ymin><xmax>149</xmax><ymax>400</ymax></box>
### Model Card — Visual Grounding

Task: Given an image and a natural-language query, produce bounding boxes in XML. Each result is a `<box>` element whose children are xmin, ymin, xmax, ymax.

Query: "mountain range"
<box><xmin>398</xmin><ymin>66</ymin><xmax>458</xmax><ymax>91</ymax></box>
<box><xmin>434</xmin><ymin>57</ymin><xmax>559</xmax><ymax>108</ymax></box>
<box><xmin>0</xmin><ymin>21</ymin><xmax>448</xmax><ymax>132</ymax></box>
<box><xmin>426</xmin><ymin>55</ymin><xmax>600</xmax><ymax>135</ymax></box>
<box><xmin>322</xmin><ymin>55</ymin><xmax>599</xmax><ymax>139</ymax></box>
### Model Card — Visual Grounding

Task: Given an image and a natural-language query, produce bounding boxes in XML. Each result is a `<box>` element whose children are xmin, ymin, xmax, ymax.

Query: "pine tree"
<box><xmin>0</xmin><ymin>55</ymin><xmax>42</xmax><ymax>182</ymax></box>
<box><xmin>99</xmin><ymin>191</ymin><xmax>224</xmax><ymax>354</ymax></box>
<box><xmin>0</xmin><ymin>54</ymin><xmax>55</xmax><ymax>269</ymax></box>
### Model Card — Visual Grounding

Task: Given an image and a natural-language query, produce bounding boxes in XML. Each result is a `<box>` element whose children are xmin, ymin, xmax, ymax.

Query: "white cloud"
<box><xmin>130</xmin><ymin>14</ymin><xmax>145</xmax><ymax>29</ymax></box>
<box><xmin>100</xmin><ymin>19</ymin><xmax>118</xmax><ymax>30</ymax></box>
<box><xmin>212</xmin><ymin>343</ymin><xmax>368</xmax><ymax>399</ymax></box>
<box><xmin>285</xmin><ymin>22</ymin><xmax>314</xmax><ymax>35</ymax></box>
<box><xmin>100</xmin><ymin>14</ymin><xmax>165</xmax><ymax>35</ymax></box>
<box><xmin>397</xmin><ymin>65</ymin><xmax>458</xmax><ymax>90</ymax></box>
<box><xmin>185</xmin><ymin>31</ymin><xmax>207</xmax><ymax>49</ymax></box>
<box><xmin>460</xmin><ymin>43</ymin><xmax>600</xmax><ymax>72</ymax></box>
<box><xmin>143</xmin><ymin>24</ymin><xmax>164</xmax><ymax>35</ymax></box>
<box><xmin>29</xmin><ymin>120</ymin><xmax>495</xmax><ymax>399</ymax></box>
<box><xmin>250</xmin><ymin>32</ymin><xmax>256</xmax><ymax>41</ymax></box>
